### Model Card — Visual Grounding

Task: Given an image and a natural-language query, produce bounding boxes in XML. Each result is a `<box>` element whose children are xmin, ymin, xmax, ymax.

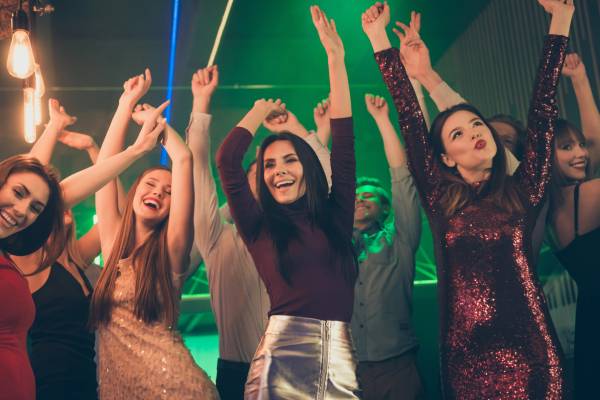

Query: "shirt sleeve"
<box><xmin>514</xmin><ymin>35</ymin><xmax>569</xmax><ymax>208</ymax></box>
<box><xmin>216</xmin><ymin>127</ymin><xmax>263</xmax><ymax>243</ymax></box>
<box><xmin>187</xmin><ymin>112</ymin><xmax>224</xmax><ymax>263</ymax></box>
<box><xmin>390</xmin><ymin>166</ymin><xmax>422</xmax><ymax>252</ymax></box>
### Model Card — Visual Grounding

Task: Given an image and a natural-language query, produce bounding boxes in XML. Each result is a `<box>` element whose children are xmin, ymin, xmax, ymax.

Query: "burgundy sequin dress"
<box><xmin>375</xmin><ymin>35</ymin><xmax>568</xmax><ymax>399</ymax></box>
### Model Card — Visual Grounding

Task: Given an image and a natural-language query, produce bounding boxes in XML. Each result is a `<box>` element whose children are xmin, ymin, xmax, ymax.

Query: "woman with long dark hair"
<box><xmin>0</xmin><ymin>97</ymin><xmax>165</xmax><ymax>400</ymax></box>
<box><xmin>362</xmin><ymin>0</ymin><xmax>573</xmax><ymax>398</ymax></box>
<box><xmin>548</xmin><ymin>119</ymin><xmax>600</xmax><ymax>398</ymax></box>
<box><xmin>216</xmin><ymin>6</ymin><xmax>360</xmax><ymax>398</ymax></box>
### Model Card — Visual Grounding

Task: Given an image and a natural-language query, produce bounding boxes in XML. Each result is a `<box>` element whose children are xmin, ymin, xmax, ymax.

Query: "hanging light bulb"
<box><xmin>24</xmin><ymin>87</ymin><xmax>37</xmax><ymax>143</ymax></box>
<box><xmin>34</xmin><ymin>64</ymin><xmax>45</xmax><ymax>97</ymax></box>
<box><xmin>34</xmin><ymin>64</ymin><xmax>45</xmax><ymax>125</ymax></box>
<box><xmin>6</xmin><ymin>5</ymin><xmax>36</xmax><ymax>79</ymax></box>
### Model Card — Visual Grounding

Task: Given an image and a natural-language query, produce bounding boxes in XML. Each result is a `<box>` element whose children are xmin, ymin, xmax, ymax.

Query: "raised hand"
<box><xmin>313</xmin><ymin>98</ymin><xmax>331</xmax><ymax>132</ymax></box>
<box><xmin>311</xmin><ymin>5</ymin><xmax>344</xmax><ymax>57</ymax></box>
<box><xmin>48</xmin><ymin>98</ymin><xmax>77</xmax><ymax>130</ymax></box>
<box><xmin>263</xmin><ymin>108</ymin><xmax>298</xmax><ymax>134</ymax></box>
<box><xmin>131</xmin><ymin>103</ymin><xmax>156</xmax><ymax>126</ymax></box>
<box><xmin>131</xmin><ymin>100</ymin><xmax>169</xmax><ymax>154</ymax></box>
<box><xmin>58</xmin><ymin>130</ymin><xmax>96</xmax><ymax>151</ymax></box>
<box><xmin>538</xmin><ymin>0</ymin><xmax>575</xmax><ymax>36</ymax></box>
<box><xmin>361</xmin><ymin>2</ymin><xmax>390</xmax><ymax>38</ymax></box>
<box><xmin>393</xmin><ymin>13</ymin><xmax>432</xmax><ymax>80</ymax></box>
<box><xmin>119</xmin><ymin>69</ymin><xmax>152</xmax><ymax>107</ymax></box>
<box><xmin>538</xmin><ymin>0</ymin><xmax>575</xmax><ymax>15</ymax></box>
<box><xmin>365</xmin><ymin>94</ymin><xmax>390</xmax><ymax>120</ymax></box>
<box><xmin>253</xmin><ymin>98</ymin><xmax>285</xmax><ymax>117</ymax></box>
<box><xmin>393</xmin><ymin>11</ymin><xmax>421</xmax><ymax>47</ymax></box>
<box><xmin>562</xmin><ymin>53</ymin><xmax>585</xmax><ymax>79</ymax></box>
<box><xmin>192</xmin><ymin>65</ymin><xmax>219</xmax><ymax>113</ymax></box>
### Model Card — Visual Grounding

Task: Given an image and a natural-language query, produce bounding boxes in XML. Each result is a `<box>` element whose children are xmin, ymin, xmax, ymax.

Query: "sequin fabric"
<box><xmin>97</xmin><ymin>259</ymin><xmax>219</xmax><ymax>400</ymax></box>
<box><xmin>375</xmin><ymin>35</ymin><xmax>569</xmax><ymax>399</ymax></box>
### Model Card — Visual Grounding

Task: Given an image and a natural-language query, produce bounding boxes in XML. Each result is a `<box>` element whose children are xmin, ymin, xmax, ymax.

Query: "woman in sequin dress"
<box><xmin>361</xmin><ymin>1</ymin><xmax>573</xmax><ymax>398</ymax></box>
<box><xmin>89</xmin><ymin>72</ymin><xmax>219</xmax><ymax>400</ymax></box>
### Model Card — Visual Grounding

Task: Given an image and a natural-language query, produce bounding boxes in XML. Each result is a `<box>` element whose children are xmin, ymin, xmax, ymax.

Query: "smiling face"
<box><xmin>354</xmin><ymin>185</ymin><xmax>388</xmax><ymax>227</ymax></box>
<box><xmin>0</xmin><ymin>171</ymin><xmax>49</xmax><ymax>239</ymax></box>
<box><xmin>132</xmin><ymin>169</ymin><xmax>172</xmax><ymax>226</ymax></box>
<box><xmin>440</xmin><ymin>110</ymin><xmax>498</xmax><ymax>175</ymax></box>
<box><xmin>262</xmin><ymin>140</ymin><xmax>306</xmax><ymax>204</ymax></box>
<box><xmin>555</xmin><ymin>131</ymin><xmax>589</xmax><ymax>182</ymax></box>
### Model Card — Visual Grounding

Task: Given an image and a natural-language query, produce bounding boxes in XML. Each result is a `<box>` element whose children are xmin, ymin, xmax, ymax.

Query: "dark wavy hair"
<box><xmin>256</xmin><ymin>133</ymin><xmax>356</xmax><ymax>284</ymax></box>
<box><xmin>0</xmin><ymin>155</ymin><xmax>66</xmax><ymax>268</ymax></box>
<box><xmin>430</xmin><ymin>103</ymin><xmax>525</xmax><ymax>217</ymax></box>
<box><xmin>488</xmin><ymin>114</ymin><xmax>527</xmax><ymax>160</ymax></box>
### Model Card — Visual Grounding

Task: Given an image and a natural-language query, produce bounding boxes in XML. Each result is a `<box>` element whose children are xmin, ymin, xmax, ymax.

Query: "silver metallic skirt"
<box><xmin>244</xmin><ymin>315</ymin><xmax>361</xmax><ymax>399</ymax></box>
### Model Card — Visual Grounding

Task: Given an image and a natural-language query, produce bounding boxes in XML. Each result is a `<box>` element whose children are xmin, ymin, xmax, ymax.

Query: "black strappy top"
<box><xmin>555</xmin><ymin>183</ymin><xmax>600</xmax><ymax>289</ymax></box>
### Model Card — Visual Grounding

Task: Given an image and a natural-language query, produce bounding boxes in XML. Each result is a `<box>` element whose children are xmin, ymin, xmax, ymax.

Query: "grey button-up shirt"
<box><xmin>351</xmin><ymin>166</ymin><xmax>422</xmax><ymax>362</ymax></box>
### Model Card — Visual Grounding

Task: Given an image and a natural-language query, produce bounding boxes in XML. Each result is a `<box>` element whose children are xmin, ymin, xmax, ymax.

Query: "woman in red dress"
<box><xmin>0</xmin><ymin>99</ymin><xmax>166</xmax><ymax>400</ymax></box>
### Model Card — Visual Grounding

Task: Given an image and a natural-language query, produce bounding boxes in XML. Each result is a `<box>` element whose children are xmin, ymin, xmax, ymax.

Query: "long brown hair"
<box><xmin>430</xmin><ymin>104</ymin><xmax>525</xmax><ymax>217</ymax></box>
<box><xmin>548</xmin><ymin>119</ymin><xmax>590</xmax><ymax>211</ymax></box>
<box><xmin>0</xmin><ymin>155</ymin><xmax>66</xmax><ymax>268</ymax></box>
<box><xmin>89</xmin><ymin>166</ymin><xmax>177</xmax><ymax>328</ymax></box>
<box><xmin>63</xmin><ymin>213</ymin><xmax>89</xmax><ymax>271</ymax></box>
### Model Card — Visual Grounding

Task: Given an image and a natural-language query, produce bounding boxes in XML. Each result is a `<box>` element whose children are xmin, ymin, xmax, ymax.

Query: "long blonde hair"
<box><xmin>89</xmin><ymin>167</ymin><xmax>177</xmax><ymax>328</ymax></box>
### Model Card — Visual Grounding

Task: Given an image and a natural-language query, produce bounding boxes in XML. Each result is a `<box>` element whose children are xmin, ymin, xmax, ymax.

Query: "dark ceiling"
<box><xmin>0</xmin><ymin>0</ymin><xmax>492</xmax><ymax>182</ymax></box>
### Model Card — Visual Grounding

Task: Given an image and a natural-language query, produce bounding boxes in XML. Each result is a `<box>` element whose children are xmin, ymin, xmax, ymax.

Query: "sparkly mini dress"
<box><xmin>97</xmin><ymin>258</ymin><xmax>219</xmax><ymax>399</ymax></box>
<box><xmin>375</xmin><ymin>35</ymin><xmax>568</xmax><ymax>399</ymax></box>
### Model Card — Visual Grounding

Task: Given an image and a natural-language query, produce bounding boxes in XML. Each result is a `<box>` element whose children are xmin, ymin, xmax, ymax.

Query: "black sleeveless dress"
<box><xmin>29</xmin><ymin>262</ymin><xmax>98</xmax><ymax>400</ymax></box>
<box><xmin>555</xmin><ymin>183</ymin><xmax>600</xmax><ymax>399</ymax></box>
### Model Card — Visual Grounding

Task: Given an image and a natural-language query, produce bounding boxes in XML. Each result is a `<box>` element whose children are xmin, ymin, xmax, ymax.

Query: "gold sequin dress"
<box><xmin>97</xmin><ymin>259</ymin><xmax>219</xmax><ymax>399</ymax></box>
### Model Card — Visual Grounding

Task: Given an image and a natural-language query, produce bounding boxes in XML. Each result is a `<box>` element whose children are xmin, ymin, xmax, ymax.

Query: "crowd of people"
<box><xmin>1</xmin><ymin>0</ymin><xmax>597</xmax><ymax>399</ymax></box>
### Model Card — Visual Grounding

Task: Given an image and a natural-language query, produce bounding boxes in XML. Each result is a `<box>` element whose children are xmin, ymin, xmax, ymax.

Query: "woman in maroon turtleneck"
<box><xmin>216</xmin><ymin>6</ymin><xmax>360</xmax><ymax>399</ymax></box>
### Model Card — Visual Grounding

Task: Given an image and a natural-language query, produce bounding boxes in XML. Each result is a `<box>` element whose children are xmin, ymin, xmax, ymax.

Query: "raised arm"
<box><xmin>312</xmin><ymin>5</ymin><xmax>355</xmax><ymax>236</ymax></box>
<box><xmin>313</xmin><ymin>98</ymin><xmax>332</xmax><ymax>145</ymax></box>
<box><xmin>61</xmin><ymin>108</ymin><xmax>166</xmax><ymax>210</ymax></box>
<box><xmin>57</xmin><ymin>131</ymin><xmax>103</xmax><ymax>263</ymax></box>
<box><xmin>131</xmin><ymin>103</ymin><xmax>194</xmax><ymax>273</ymax></box>
<box><xmin>514</xmin><ymin>0</ymin><xmax>572</xmax><ymax>206</ymax></box>
<box><xmin>363</xmin><ymin>3</ymin><xmax>440</xmax><ymax>211</ymax></box>
<box><xmin>28</xmin><ymin>99</ymin><xmax>76</xmax><ymax>164</ymax></box>
<box><xmin>163</xmin><ymin>125</ymin><xmax>194</xmax><ymax>273</ymax></box>
<box><xmin>58</xmin><ymin>129</ymin><xmax>127</xmax><ymax>213</ymax></box>
<box><xmin>365</xmin><ymin>94</ymin><xmax>406</xmax><ymax>167</ymax></box>
<box><xmin>216</xmin><ymin>100</ymin><xmax>283</xmax><ymax>242</ymax></box>
<box><xmin>263</xmin><ymin>106</ymin><xmax>332</xmax><ymax>188</ymax></box>
<box><xmin>92</xmin><ymin>100</ymin><xmax>168</xmax><ymax>257</ymax></box>
<box><xmin>562</xmin><ymin>53</ymin><xmax>600</xmax><ymax>170</ymax></box>
<box><xmin>187</xmin><ymin>65</ymin><xmax>224</xmax><ymax>260</ymax></box>
<box><xmin>94</xmin><ymin>71</ymin><xmax>152</xmax><ymax>255</ymax></box>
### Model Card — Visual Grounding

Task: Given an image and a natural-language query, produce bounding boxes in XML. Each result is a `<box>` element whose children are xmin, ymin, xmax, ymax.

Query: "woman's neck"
<box><xmin>134</xmin><ymin>219</ymin><xmax>154</xmax><ymax>249</ymax></box>
<box><xmin>458</xmin><ymin>166</ymin><xmax>492</xmax><ymax>185</ymax></box>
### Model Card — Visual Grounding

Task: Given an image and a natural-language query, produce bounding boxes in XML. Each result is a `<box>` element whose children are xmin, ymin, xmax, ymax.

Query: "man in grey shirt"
<box><xmin>351</xmin><ymin>94</ymin><xmax>424</xmax><ymax>400</ymax></box>
<box><xmin>188</xmin><ymin>66</ymin><xmax>269</xmax><ymax>400</ymax></box>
